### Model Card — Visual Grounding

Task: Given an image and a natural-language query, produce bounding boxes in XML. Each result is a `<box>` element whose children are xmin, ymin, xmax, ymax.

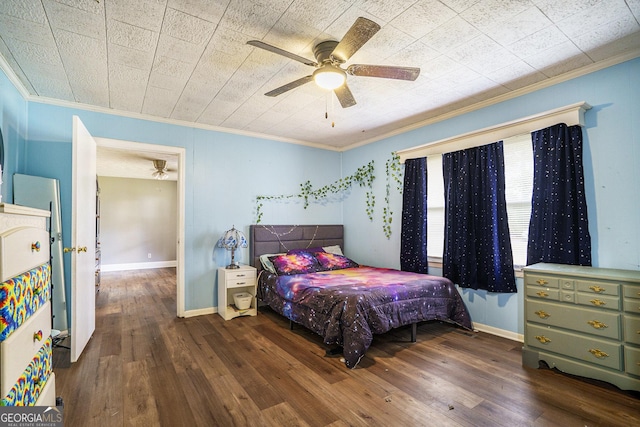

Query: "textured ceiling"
<box><xmin>1</xmin><ymin>0</ymin><xmax>639</xmax><ymax>178</ymax></box>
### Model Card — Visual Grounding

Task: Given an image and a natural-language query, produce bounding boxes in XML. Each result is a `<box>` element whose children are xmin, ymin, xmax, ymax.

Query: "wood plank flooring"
<box><xmin>53</xmin><ymin>268</ymin><xmax>640</xmax><ymax>426</ymax></box>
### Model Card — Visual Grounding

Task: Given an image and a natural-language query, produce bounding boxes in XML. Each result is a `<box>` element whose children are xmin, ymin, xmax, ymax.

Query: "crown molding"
<box><xmin>342</xmin><ymin>48</ymin><xmax>640</xmax><ymax>152</ymax></box>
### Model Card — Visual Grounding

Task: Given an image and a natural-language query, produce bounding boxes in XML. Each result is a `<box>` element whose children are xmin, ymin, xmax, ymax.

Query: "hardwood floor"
<box><xmin>53</xmin><ymin>268</ymin><xmax>640</xmax><ymax>426</ymax></box>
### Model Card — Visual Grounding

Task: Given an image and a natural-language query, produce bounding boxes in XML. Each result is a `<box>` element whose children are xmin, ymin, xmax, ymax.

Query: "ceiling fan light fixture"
<box><xmin>313</xmin><ymin>66</ymin><xmax>346</xmax><ymax>90</ymax></box>
<box><xmin>152</xmin><ymin>170</ymin><xmax>169</xmax><ymax>180</ymax></box>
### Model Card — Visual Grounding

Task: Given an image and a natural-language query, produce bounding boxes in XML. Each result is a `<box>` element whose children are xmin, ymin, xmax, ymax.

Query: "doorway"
<box><xmin>94</xmin><ymin>137</ymin><xmax>186</xmax><ymax>317</ymax></box>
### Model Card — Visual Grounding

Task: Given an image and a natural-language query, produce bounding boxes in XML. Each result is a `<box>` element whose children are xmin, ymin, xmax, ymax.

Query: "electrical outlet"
<box><xmin>148</xmin><ymin>253</ymin><xmax>152</xmax><ymax>259</ymax></box>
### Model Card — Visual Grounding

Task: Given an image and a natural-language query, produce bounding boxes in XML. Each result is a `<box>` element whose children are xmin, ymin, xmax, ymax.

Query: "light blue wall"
<box><xmin>0</xmin><ymin>70</ymin><xmax>28</xmax><ymax>203</ymax></box>
<box><xmin>5</xmin><ymin>92</ymin><xmax>342</xmax><ymax>312</ymax></box>
<box><xmin>3</xmin><ymin>57</ymin><xmax>638</xmax><ymax>334</ymax></box>
<box><xmin>343</xmin><ymin>57</ymin><xmax>640</xmax><ymax>335</ymax></box>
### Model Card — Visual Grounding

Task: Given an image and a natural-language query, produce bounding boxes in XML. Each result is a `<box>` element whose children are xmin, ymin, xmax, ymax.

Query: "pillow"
<box><xmin>314</xmin><ymin>252</ymin><xmax>359</xmax><ymax>271</ymax></box>
<box><xmin>259</xmin><ymin>253</ymin><xmax>284</xmax><ymax>273</ymax></box>
<box><xmin>287</xmin><ymin>247</ymin><xmax>325</xmax><ymax>255</ymax></box>
<box><xmin>269</xmin><ymin>252</ymin><xmax>322</xmax><ymax>275</ymax></box>
<box><xmin>322</xmin><ymin>245</ymin><xmax>343</xmax><ymax>256</ymax></box>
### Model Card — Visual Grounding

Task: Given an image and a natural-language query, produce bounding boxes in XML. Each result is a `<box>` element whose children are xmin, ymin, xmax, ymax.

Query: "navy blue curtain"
<box><xmin>443</xmin><ymin>142</ymin><xmax>516</xmax><ymax>293</ymax></box>
<box><xmin>400</xmin><ymin>157</ymin><xmax>428</xmax><ymax>273</ymax></box>
<box><xmin>527</xmin><ymin>123</ymin><xmax>591</xmax><ymax>266</ymax></box>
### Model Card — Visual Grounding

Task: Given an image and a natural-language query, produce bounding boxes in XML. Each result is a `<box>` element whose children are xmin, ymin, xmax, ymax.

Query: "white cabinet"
<box><xmin>217</xmin><ymin>265</ymin><xmax>257</xmax><ymax>320</ymax></box>
<box><xmin>0</xmin><ymin>203</ymin><xmax>56</xmax><ymax>405</ymax></box>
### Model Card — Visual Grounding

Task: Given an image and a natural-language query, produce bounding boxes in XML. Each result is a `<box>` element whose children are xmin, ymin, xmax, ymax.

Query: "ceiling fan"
<box><xmin>247</xmin><ymin>17</ymin><xmax>420</xmax><ymax>108</ymax></box>
<box><xmin>151</xmin><ymin>159</ymin><xmax>171</xmax><ymax>180</ymax></box>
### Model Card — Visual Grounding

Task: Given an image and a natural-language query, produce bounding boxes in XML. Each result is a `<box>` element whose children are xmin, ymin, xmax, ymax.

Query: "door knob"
<box><xmin>64</xmin><ymin>247</ymin><xmax>76</xmax><ymax>253</ymax></box>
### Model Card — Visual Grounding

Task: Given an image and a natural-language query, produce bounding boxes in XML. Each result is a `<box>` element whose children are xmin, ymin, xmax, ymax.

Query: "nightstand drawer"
<box><xmin>227</xmin><ymin>277</ymin><xmax>256</xmax><ymax>288</ymax></box>
<box><xmin>527</xmin><ymin>324</ymin><xmax>622</xmax><ymax>371</ymax></box>
<box><xmin>224</xmin><ymin>269</ymin><xmax>256</xmax><ymax>281</ymax></box>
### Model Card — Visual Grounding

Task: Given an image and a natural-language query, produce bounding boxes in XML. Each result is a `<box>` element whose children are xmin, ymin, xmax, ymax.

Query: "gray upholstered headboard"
<box><xmin>249</xmin><ymin>224</ymin><xmax>344</xmax><ymax>271</ymax></box>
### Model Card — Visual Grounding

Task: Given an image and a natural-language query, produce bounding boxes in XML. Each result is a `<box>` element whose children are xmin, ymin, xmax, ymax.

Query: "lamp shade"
<box><xmin>217</xmin><ymin>226</ymin><xmax>248</xmax><ymax>269</ymax></box>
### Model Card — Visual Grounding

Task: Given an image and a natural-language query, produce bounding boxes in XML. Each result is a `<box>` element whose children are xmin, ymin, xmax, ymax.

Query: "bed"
<box><xmin>250</xmin><ymin>224</ymin><xmax>473</xmax><ymax>368</ymax></box>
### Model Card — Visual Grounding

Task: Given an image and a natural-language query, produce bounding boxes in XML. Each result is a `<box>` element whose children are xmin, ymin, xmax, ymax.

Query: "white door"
<box><xmin>70</xmin><ymin>116</ymin><xmax>97</xmax><ymax>362</ymax></box>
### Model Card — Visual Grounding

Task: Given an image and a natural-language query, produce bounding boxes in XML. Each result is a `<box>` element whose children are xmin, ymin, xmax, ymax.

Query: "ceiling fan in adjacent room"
<box><xmin>151</xmin><ymin>159</ymin><xmax>172</xmax><ymax>180</ymax></box>
<box><xmin>247</xmin><ymin>17</ymin><xmax>420</xmax><ymax>108</ymax></box>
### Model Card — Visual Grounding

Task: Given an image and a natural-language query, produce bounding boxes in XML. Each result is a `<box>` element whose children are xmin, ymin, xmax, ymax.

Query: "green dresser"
<box><xmin>523</xmin><ymin>263</ymin><xmax>640</xmax><ymax>391</ymax></box>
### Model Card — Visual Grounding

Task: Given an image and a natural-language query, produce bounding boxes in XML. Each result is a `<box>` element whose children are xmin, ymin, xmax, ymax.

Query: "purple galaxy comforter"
<box><xmin>258</xmin><ymin>266</ymin><xmax>472</xmax><ymax>368</ymax></box>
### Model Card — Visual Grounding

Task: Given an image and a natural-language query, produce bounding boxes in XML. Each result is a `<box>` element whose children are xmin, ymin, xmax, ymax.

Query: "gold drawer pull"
<box><xmin>587</xmin><ymin>320</ymin><xmax>608</xmax><ymax>329</ymax></box>
<box><xmin>31</xmin><ymin>241</ymin><xmax>41</xmax><ymax>252</ymax></box>
<box><xmin>588</xmin><ymin>349</ymin><xmax>609</xmax><ymax>359</ymax></box>
<box><xmin>536</xmin><ymin>279</ymin><xmax>548</xmax><ymax>286</ymax></box>
<box><xmin>535</xmin><ymin>335</ymin><xmax>551</xmax><ymax>344</ymax></box>
<box><xmin>534</xmin><ymin>310</ymin><xmax>550</xmax><ymax>319</ymax></box>
<box><xmin>590</xmin><ymin>299</ymin><xmax>606</xmax><ymax>306</ymax></box>
<box><xmin>536</xmin><ymin>291</ymin><xmax>549</xmax><ymax>297</ymax></box>
<box><xmin>589</xmin><ymin>285</ymin><xmax>606</xmax><ymax>293</ymax></box>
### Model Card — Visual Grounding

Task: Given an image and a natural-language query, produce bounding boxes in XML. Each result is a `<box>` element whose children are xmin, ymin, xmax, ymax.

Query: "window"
<box><xmin>426</xmin><ymin>134</ymin><xmax>533</xmax><ymax>267</ymax></box>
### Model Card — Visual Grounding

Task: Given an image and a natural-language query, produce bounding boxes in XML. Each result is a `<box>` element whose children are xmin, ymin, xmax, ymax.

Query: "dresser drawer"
<box><xmin>0</xmin><ymin>227</ymin><xmax>50</xmax><ymax>282</ymax></box>
<box><xmin>527</xmin><ymin>324</ymin><xmax>622</xmax><ymax>371</ymax></box>
<box><xmin>1</xmin><ymin>336</ymin><xmax>53</xmax><ymax>406</ymax></box>
<box><xmin>526</xmin><ymin>286</ymin><xmax>559</xmax><ymax>301</ymax></box>
<box><xmin>576</xmin><ymin>280</ymin><xmax>619</xmax><ymax>296</ymax></box>
<box><xmin>576</xmin><ymin>292</ymin><xmax>620</xmax><ymax>311</ymax></box>
<box><xmin>625</xmin><ymin>346</ymin><xmax>640</xmax><ymax>376</ymax></box>
<box><xmin>526</xmin><ymin>275</ymin><xmax>559</xmax><ymax>289</ymax></box>
<box><xmin>0</xmin><ymin>263</ymin><xmax>51</xmax><ymax>342</ymax></box>
<box><xmin>623</xmin><ymin>285</ymin><xmax>640</xmax><ymax>299</ymax></box>
<box><xmin>35</xmin><ymin>372</ymin><xmax>56</xmax><ymax>407</ymax></box>
<box><xmin>0</xmin><ymin>301</ymin><xmax>51</xmax><ymax>397</ymax></box>
<box><xmin>624</xmin><ymin>316</ymin><xmax>640</xmax><ymax>345</ymax></box>
<box><xmin>624</xmin><ymin>298</ymin><xmax>640</xmax><ymax>315</ymax></box>
<box><xmin>527</xmin><ymin>300</ymin><xmax>621</xmax><ymax>340</ymax></box>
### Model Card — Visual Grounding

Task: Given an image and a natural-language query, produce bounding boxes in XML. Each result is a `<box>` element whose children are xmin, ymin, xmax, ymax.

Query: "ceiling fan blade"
<box><xmin>331</xmin><ymin>17</ymin><xmax>381</xmax><ymax>63</ymax></box>
<box><xmin>347</xmin><ymin>64</ymin><xmax>420</xmax><ymax>81</ymax></box>
<box><xmin>247</xmin><ymin>40</ymin><xmax>317</xmax><ymax>67</ymax></box>
<box><xmin>334</xmin><ymin>84</ymin><xmax>356</xmax><ymax>108</ymax></box>
<box><xmin>264</xmin><ymin>75</ymin><xmax>314</xmax><ymax>97</ymax></box>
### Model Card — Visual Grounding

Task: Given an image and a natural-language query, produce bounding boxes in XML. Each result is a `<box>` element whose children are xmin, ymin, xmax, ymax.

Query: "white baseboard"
<box><xmin>102</xmin><ymin>260</ymin><xmax>177</xmax><ymax>272</ymax></box>
<box><xmin>182</xmin><ymin>307</ymin><xmax>217</xmax><ymax>318</ymax></box>
<box><xmin>472</xmin><ymin>322</ymin><xmax>523</xmax><ymax>343</ymax></box>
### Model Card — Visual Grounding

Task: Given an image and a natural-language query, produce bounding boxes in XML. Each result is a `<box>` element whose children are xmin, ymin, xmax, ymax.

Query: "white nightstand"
<box><xmin>217</xmin><ymin>265</ymin><xmax>258</xmax><ymax>320</ymax></box>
